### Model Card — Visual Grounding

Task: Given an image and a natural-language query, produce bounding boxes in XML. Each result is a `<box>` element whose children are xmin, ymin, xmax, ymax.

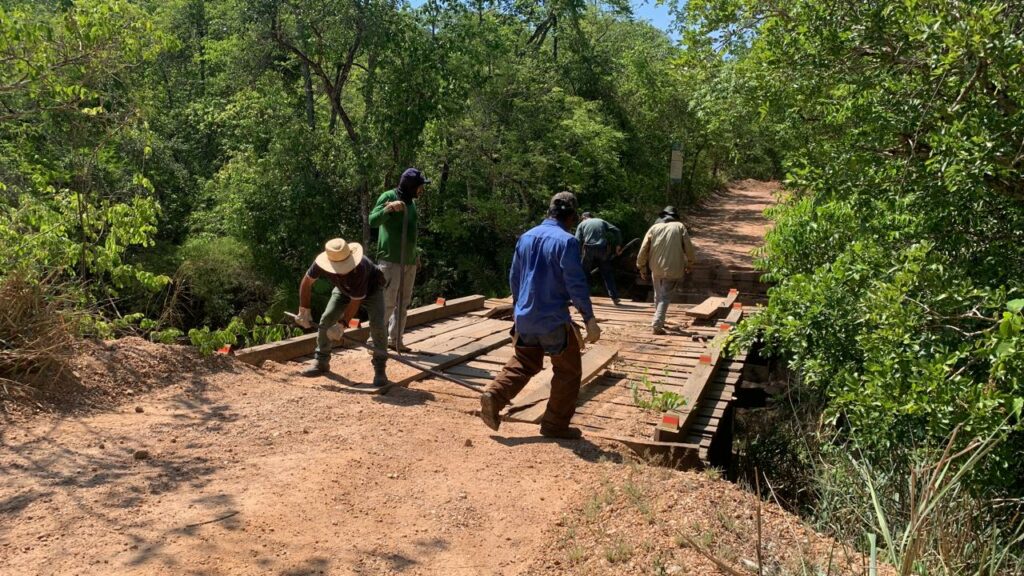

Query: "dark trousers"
<box><xmin>485</xmin><ymin>326</ymin><xmax>583</xmax><ymax>431</ymax></box>
<box><xmin>582</xmin><ymin>245</ymin><xmax>619</xmax><ymax>300</ymax></box>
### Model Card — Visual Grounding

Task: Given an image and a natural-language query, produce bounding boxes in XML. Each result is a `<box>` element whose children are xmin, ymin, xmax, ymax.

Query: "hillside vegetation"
<box><xmin>1</xmin><ymin>0</ymin><xmax>1022</xmax><ymax>573</ymax></box>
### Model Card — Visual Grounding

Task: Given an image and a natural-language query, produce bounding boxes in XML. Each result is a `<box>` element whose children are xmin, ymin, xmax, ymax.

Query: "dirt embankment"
<box><xmin>0</xmin><ymin>336</ymin><xmax>882</xmax><ymax>575</ymax></box>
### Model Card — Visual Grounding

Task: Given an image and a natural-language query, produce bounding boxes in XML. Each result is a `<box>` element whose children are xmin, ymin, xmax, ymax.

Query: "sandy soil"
<box><xmin>2</xmin><ymin>337</ymin><xmax>877</xmax><ymax>576</ymax></box>
<box><xmin>685</xmin><ymin>179</ymin><xmax>780</xmax><ymax>270</ymax></box>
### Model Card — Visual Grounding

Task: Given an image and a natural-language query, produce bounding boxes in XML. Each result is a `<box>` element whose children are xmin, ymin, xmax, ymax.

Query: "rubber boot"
<box><xmin>372</xmin><ymin>358</ymin><xmax>390</xmax><ymax>387</ymax></box>
<box><xmin>301</xmin><ymin>358</ymin><xmax>330</xmax><ymax>378</ymax></box>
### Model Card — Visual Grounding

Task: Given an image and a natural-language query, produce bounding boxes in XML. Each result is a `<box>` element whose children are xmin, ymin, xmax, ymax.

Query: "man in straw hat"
<box><xmin>294</xmin><ymin>238</ymin><xmax>389</xmax><ymax>384</ymax></box>
<box><xmin>369</xmin><ymin>167</ymin><xmax>430</xmax><ymax>352</ymax></box>
<box><xmin>636</xmin><ymin>206</ymin><xmax>697</xmax><ymax>335</ymax></box>
<box><xmin>477</xmin><ymin>191</ymin><xmax>602</xmax><ymax>440</ymax></box>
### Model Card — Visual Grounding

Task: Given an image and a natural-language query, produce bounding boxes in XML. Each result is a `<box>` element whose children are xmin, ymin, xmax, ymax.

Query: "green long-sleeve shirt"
<box><xmin>575</xmin><ymin>217</ymin><xmax>622</xmax><ymax>249</ymax></box>
<box><xmin>368</xmin><ymin>189</ymin><xmax>418</xmax><ymax>265</ymax></box>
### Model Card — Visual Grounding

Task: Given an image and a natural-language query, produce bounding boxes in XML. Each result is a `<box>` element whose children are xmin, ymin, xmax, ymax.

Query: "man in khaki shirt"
<box><xmin>636</xmin><ymin>206</ymin><xmax>697</xmax><ymax>334</ymax></box>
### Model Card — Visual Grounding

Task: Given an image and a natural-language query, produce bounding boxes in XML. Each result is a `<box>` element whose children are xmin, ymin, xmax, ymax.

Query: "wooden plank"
<box><xmin>683</xmin><ymin>297</ymin><xmax>724</xmax><ymax>319</ymax></box>
<box><xmin>589</xmin><ymin>433</ymin><xmax>701</xmax><ymax>467</ymax></box>
<box><xmin>236</xmin><ymin>295</ymin><xmax>487</xmax><ymax>365</ymax></box>
<box><xmin>394</xmin><ymin>330</ymin><xmax>512</xmax><ymax>388</ymax></box>
<box><xmin>683</xmin><ymin>289</ymin><xmax>739</xmax><ymax>320</ymax></box>
<box><xmin>413</xmin><ymin>319</ymin><xmax>510</xmax><ymax>354</ymax></box>
<box><xmin>503</xmin><ymin>345</ymin><xmax>619</xmax><ymax>423</ymax></box>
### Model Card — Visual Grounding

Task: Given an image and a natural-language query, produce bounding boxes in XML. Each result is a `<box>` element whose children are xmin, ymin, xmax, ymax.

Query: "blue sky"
<box><xmin>408</xmin><ymin>1</ymin><xmax>679</xmax><ymax>39</ymax></box>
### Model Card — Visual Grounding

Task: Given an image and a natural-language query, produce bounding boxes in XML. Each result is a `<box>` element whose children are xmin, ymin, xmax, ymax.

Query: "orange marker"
<box><xmin>662</xmin><ymin>413</ymin><xmax>680</xmax><ymax>428</ymax></box>
<box><xmin>436</xmin><ymin>297</ymin><xmax>446</xmax><ymax>306</ymax></box>
<box><xmin>348</xmin><ymin>319</ymin><xmax>360</xmax><ymax>329</ymax></box>
<box><xmin>699</xmin><ymin>354</ymin><xmax>712</xmax><ymax>364</ymax></box>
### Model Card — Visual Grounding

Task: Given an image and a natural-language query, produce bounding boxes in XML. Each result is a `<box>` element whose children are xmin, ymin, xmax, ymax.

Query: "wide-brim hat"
<box><xmin>660</xmin><ymin>205</ymin><xmax>679</xmax><ymax>218</ymax></box>
<box><xmin>314</xmin><ymin>238</ymin><xmax>363</xmax><ymax>275</ymax></box>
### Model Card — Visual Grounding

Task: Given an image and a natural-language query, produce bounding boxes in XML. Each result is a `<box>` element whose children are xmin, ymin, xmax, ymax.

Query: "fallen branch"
<box><xmin>184</xmin><ymin>510</ymin><xmax>239</xmax><ymax>529</ymax></box>
<box><xmin>677</xmin><ymin>534</ymin><xmax>746</xmax><ymax>576</ymax></box>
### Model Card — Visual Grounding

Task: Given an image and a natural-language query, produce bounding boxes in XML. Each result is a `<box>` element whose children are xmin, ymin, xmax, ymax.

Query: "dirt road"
<box><xmin>1</xmin><ymin>338</ymin><xmax>625</xmax><ymax>575</ymax></box>
<box><xmin>0</xmin><ymin>337</ymin><xmax>869</xmax><ymax>576</ymax></box>
<box><xmin>685</xmin><ymin>179</ymin><xmax>780</xmax><ymax>270</ymax></box>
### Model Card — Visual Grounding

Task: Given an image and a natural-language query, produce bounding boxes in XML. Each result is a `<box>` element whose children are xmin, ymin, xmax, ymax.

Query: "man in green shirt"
<box><xmin>368</xmin><ymin>167</ymin><xmax>429</xmax><ymax>351</ymax></box>
<box><xmin>575</xmin><ymin>211</ymin><xmax>623</xmax><ymax>305</ymax></box>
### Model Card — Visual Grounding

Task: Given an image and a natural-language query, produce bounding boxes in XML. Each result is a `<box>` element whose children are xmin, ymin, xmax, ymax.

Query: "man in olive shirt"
<box><xmin>294</xmin><ymin>238</ymin><xmax>388</xmax><ymax>384</ymax></box>
<box><xmin>368</xmin><ymin>168</ymin><xmax>429</xmax><ymax>351</ymax></box>
<box><xmin>575</xmin><ymin>212</ymin><xmax>623</xmax><ymax>305</ymax></box>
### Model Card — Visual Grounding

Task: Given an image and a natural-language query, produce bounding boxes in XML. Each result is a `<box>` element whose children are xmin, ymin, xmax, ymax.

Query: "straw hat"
<box><xmin>314</xmin><ymin>238</ymin><xmax>363</xmax><ymax>275</ymax></box>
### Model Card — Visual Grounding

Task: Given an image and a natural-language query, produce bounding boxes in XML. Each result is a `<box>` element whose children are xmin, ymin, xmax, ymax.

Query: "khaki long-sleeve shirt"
<box><xmin>636</xmin><ymin>220</ymin><xmax>697</xmax><ymax>280</ymax></box>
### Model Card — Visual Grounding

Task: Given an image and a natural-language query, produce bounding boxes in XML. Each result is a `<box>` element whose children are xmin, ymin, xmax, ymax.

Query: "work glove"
<box><xmin>385</xmin><ymin>200</ymin><xmax>406</xmax><ymax>213</ymax></box>
<box><xmin>327</xmin><ymin>323</ymin><xmax>345</xmax><ymax>342</ymax></box>
<box><xmin>584</xmin><ymin>317</ymin><xmax>602</xmax><ymax>344</ymax></box>
<box><xmin>295</xmin><ymin>307</ymin><xmax>314</xmax><ymax>329</ymax></box>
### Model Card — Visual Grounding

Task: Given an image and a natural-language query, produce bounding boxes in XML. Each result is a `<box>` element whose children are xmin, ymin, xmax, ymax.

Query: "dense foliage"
<box><xmin>684</xmin><ymin>0</ymin><xmax>1024</xmax><ymax>551</ymax></box>
<box><xmin>4</xmin><ymin>0</ymin><xmax>1022</xmax><ymax>567</ymax></box>
<box><xmin>1</xmin><ymin>0</ymin><xmax>775</xmax><ymax>324</ymax></box>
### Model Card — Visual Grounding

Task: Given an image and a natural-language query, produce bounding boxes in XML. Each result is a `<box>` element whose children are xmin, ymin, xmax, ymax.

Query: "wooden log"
<box><xmin>235</xmin><ymin>295</ymin><xmax>487</xmax><ymax>365</ymax></box>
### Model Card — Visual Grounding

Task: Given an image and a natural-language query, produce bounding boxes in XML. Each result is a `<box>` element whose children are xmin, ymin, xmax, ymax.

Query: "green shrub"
<box><xmin>175</xmin><ymin>236</ymin><xmax>273</xmax><ymax>328</ymax></box>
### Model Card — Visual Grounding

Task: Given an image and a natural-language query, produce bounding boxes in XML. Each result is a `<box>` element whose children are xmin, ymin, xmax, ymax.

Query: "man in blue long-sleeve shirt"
<box><xmin>479</xmin><ymin>192</ymin><xmax>602</xmax><ymax>439</ymax></box>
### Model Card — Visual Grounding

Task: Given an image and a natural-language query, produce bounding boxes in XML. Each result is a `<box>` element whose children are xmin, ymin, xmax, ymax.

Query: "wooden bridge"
<box><xmin>237</xmin><ymin>291</ymin><xmax>759</xmax><ymax>468</ymax></box>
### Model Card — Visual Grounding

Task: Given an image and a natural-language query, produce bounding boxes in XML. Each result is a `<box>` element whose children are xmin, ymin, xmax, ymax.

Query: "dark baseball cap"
<box><xmin>399</xmin><ymin>167</ymin><xmax>431</xmax><ymax>189</ymax></box>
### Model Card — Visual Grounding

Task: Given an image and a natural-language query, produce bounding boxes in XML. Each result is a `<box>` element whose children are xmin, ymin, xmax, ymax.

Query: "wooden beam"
<box><xmin>393</xmin><ymin>329</ymin><xmax>513</xmax><ymax>388</ymax></box>
<box><xmin>235</xmin><ymin>295</ymin><xmax>487</xmax><ymax>365</ymax></box>
<box><xmin>723</xmin><ymin>302</ymin><xmax>744</xmax><ymax>325</ymax></box>
<box><xmin>654</xmin><ymin>324</ymin><xmax>732</xmax><ymax>440</ymax></box>
<box><xmin>504</xmin><ymin>345</ymin><xmax>619</xmax><ymax>423</ymax></box>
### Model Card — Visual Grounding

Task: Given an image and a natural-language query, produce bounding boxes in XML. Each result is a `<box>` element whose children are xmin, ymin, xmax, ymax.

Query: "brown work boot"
<box><xmin>389</xmin><ymin>341</ymin><xmax>413</xmax><ymax>353</ymax></box>
<box><xmin>300</xmin><ymin>359</ymin><xmax>330</xmax><ymax>377</ymax></box>
<box><xmin>479</xmin><ymin>392</ymin><xmax>502</xmax><ymax>431</ymax></box>
<box><xmin>540</xmin><ymin>425</ymin><xmax>583</xmax><ymax>440</ymax></box>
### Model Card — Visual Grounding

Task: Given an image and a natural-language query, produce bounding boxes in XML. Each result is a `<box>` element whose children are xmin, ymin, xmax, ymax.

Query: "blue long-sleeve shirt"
<box><xmin>510</xmin><ymin>218</ymin><xmax>595</xmax><ymax>335</ymax></box>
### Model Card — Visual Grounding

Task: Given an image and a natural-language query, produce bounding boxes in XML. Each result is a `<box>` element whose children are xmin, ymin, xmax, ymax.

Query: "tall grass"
<box><xmin>0</xmin><ymin>274</ymin><xmax>75</xmax><ymax>399</ymax></box>
<box><xmin>820</xmin><ymin>427</ymin><xmax>1024</xmax><ymax>575</ymax></box>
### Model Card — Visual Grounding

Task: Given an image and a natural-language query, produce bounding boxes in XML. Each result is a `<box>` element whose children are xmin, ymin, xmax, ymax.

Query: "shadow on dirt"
<box><xmin>373</xmin><ymin>387</ymin><xmax>436</xmax><ymax>407</ymax></box>
<box><xmin>490</xmin><ymin>435</ymin><xmax>624</xmax><ymax>464</ymax></box>
<box><xmin>0</xmin><ymin>339</ymin><xmax>256</xmax><ymax>571</ymax></box>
